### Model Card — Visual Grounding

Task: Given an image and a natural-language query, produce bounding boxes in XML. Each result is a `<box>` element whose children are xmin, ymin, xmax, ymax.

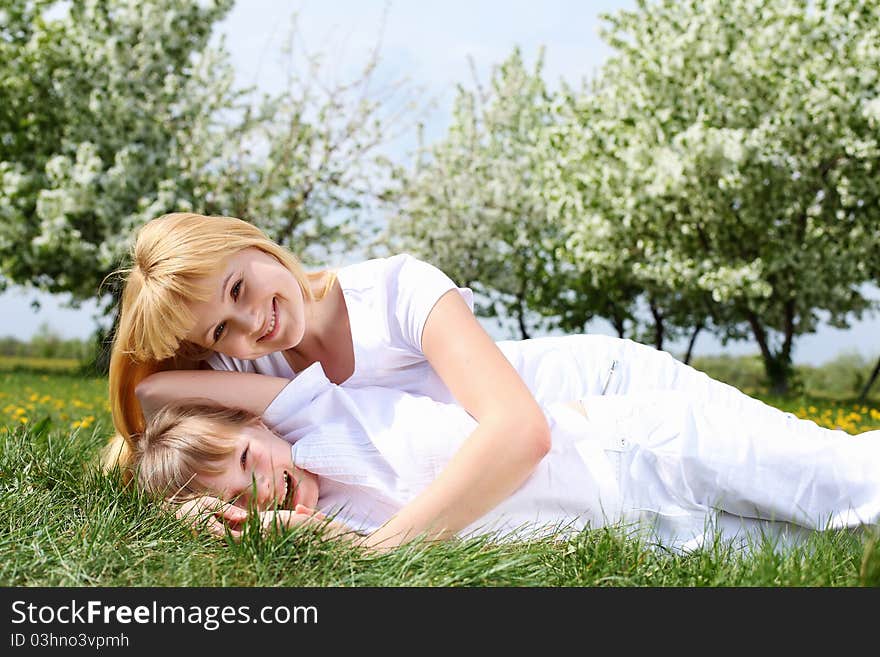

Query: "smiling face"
<box><xmin>185</xmin><ymin>247</ymin><xmax>307</xmax><ymax>359</ymax></box>
<box><xmin>196</xmin><ymin>421</ymin><xmax>319</xmax><ymax>512</ymax></box>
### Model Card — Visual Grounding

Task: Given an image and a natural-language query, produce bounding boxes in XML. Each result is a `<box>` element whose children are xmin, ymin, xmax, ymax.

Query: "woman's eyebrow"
<box><xmin>203</xmin><ymin>271</ymin><xmax>237</xmax><ymax>344</ymax></box>
<box><xmin>219</xmin><ymin>271</ymin><xmax>234</xmax><ymax>298</ymax></box>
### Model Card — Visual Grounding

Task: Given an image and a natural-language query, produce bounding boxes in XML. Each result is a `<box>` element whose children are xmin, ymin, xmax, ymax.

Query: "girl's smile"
<box><xmin>196</xmin><ymin>421</ymin><xmax>319</xmax><ymax>512</ymax></box>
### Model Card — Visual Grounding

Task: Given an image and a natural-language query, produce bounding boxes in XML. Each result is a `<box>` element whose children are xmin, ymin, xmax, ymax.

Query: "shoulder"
<box><xmin>337</xmin><ymin>253</ymin><xmax>452</xmax><ymax>291</ymax></box>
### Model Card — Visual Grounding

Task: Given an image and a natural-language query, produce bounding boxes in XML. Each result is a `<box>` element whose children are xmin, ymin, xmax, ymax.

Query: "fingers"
<box><xmin>173</xmin><ymin>497</ymin><xmax>246</xmax><ymax>540</ymax></box>
<box><xmin>217</xmin><ymin>503</ymin><xmax>248</xmax><ymax>524</ymax></box>
<box><xmin>294</xmin><ymin>504</ymin><xmax>326</xmax><ymax>520</ymax></box>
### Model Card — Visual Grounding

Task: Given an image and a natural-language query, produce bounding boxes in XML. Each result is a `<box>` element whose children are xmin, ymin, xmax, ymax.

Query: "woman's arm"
<box><xmin>135</xmin><ymin>370</ymin><xmax>289</xmax><ymax>421</ymax></box>
<box><xmin>361</xmin><ymin>290</ymin><xmax>551</xmax><ymax>550</ymax></box>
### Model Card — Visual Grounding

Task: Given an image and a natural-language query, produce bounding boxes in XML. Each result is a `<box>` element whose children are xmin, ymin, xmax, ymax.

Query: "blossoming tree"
<box><xmin>560</xmin><ymin>0</ymin><xmax>880</xmax><ymax>392</ymax></box>
<box><xmin>1</xmin><ymin>0</ymin><xmax>414</xmax><ymax>368</ymax></box>
<box><xmin>383</xmin><ymin>49</ymin><xmax>593</xmax><ymax>338</ymax></box>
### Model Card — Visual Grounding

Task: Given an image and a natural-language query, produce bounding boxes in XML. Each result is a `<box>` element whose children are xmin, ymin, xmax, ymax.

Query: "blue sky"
<box><xmin>1</xmin><ymin>0</ymin><xmax>878</xmax><ymax>365</ymax></box>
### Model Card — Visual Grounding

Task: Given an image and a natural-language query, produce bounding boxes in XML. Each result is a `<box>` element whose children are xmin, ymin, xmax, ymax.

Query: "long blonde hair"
<box><xmin>104</xmin><ymin>212</ymin><xmax>335</xmax><ymax>478</ymax></box>
<box><xmin>133</xmin><ymin>400</ymin><xmax>259</xmax><ymax>502</ymax></box>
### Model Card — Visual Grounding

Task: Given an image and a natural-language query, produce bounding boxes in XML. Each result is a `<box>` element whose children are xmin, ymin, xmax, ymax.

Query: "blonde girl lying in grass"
<box><xmin>132</xmin><ymin>364</ymin><xmax>880</xmax><ymax>553</ymax></box>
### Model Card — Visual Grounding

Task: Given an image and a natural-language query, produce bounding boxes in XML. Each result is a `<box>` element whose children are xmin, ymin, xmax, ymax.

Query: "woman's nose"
<box><xmin>231</xmin><ymin>306</ymin><xmax>263</xmax><ymax>337</ymax></box>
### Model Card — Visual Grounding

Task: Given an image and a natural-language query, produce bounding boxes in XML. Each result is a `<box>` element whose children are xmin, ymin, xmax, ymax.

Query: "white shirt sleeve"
<box><xmin>386</xmin><ymin>253</ymin><xmax>475</xmax><ymax>353</ymax></box>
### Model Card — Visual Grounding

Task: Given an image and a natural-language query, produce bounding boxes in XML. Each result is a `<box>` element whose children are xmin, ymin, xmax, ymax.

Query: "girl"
<box><xmin>133</xmin><ymin>363</ymin><xmax>880</xmax><ymax>552</ymax></box>
<box><xmin>107</xmin><ymin>212</ymin><xmax>848</xmax><ymax>549</ymax></box>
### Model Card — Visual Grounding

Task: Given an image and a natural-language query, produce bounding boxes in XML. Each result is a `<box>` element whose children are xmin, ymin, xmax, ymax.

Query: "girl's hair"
<box><xmin>104</xmin><ymin>212</ymin><xmax>335</xmax><ymax>478</ymax></box>
<box><xmin>133</xmin><ymin>400</ymin><xmax>260</xmax><ymax>502</ymax></box>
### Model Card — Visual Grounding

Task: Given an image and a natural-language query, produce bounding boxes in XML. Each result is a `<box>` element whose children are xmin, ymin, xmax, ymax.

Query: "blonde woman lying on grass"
<box><xmin>132</xmin><ymin>363</ymin><xmax>880</xmax><ymax>553</ymax></box>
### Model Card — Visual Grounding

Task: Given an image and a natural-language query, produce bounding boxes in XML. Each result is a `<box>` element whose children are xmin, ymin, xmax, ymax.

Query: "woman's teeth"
<box><xmin>263</xmin><ymin>306</ymin><xmax>276</xmax><ymax>339</ymax></box>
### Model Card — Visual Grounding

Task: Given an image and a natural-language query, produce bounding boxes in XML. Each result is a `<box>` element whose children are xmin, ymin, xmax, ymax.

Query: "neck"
<box><xmin>287</xmin><ymin>274</ymin><xmax>337</xmax><ymax>362</ymax></box>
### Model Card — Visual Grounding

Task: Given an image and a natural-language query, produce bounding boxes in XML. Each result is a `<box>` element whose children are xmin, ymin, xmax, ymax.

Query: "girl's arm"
<box><xmin>135</xmin><ymin>370</ymin><xmax>289</xmax><ymax>420</ymax></box>
<box><xmin>361</xmin><ymin>290</ymin><xmax>551</xmax><ymax>550</ymax></box>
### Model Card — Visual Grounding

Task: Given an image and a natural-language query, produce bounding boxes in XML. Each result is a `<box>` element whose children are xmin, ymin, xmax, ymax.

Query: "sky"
<box><xmin>1</xmin><ymin>0</ymin><xmax>878</xmax><ymax>365</ymax></box>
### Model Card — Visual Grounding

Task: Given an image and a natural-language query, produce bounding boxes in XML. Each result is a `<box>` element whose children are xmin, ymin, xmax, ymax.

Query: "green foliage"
<box><xmin>0</xmin><ymin>322</ymin><xmax>94</xmax><ymax>361</ymax></box>
<box><xmin>691</xmin><ymin>350</ymin><xmax>880</xmax><ymax>402</ymax></box>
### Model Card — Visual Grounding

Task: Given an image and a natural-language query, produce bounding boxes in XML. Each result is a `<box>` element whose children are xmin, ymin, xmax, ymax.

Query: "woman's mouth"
<box><xmin>259</xmin><ymin>298</ymin><xmax>279</xmax><ymax>341</ymax></box>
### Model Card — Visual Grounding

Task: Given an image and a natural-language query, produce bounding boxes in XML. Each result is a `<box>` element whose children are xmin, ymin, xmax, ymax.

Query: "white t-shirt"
<box><xmin>262</xmin><ymin>362</ymin><xmax>618</xmax><ymax>540</ymax></box>
<box><xmin>207</xmin><ymin>253</ymin><xmax>474</xmax><ymax>404</ymax></box>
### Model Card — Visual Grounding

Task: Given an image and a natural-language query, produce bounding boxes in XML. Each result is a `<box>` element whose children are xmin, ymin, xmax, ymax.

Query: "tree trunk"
<box><xmin>683</xmin><ymin>323</ymin><xmax>703</xmax><ymax>365</ymax></box>
<box><xmin>90</xmin><ymin>306</ymin><xmax>119</xmax><ymax>376</ymax></box>
<box><xmin>516</xmin><ymin>296</ymin><xmax>530</xmax><ymax>340</ymax></box>
<box><xmin>859</xmin><ymin>355</ymin><xmax>880</xmax><ymax>401</ymax></box>
<box><xmin>649</xmin><ymin>300</ymin><xmax>664</xmax><ymax>351</ymax></box>
<box><xmin>747</xmin><ymin>311</ymin><xmax>792</xmax><ymax>395</ymax></box>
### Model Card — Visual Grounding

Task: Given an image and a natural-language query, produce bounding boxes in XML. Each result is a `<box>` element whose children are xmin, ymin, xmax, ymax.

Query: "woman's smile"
<box><xmin>186</xmin><ymin>247</ymin><xmax>307</xmax><ymax>358</ymax></box>
<box><xmin>258</xmin><ymin>298</ymin><xmax>280</xmax><ymax>342</ymax></box>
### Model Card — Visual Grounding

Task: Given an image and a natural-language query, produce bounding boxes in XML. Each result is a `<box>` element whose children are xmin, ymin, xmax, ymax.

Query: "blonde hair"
<box><xmin>104</xmin><ymin>212</ymin><xmax>335</xmax><ymax>478</ymax></box>
<box><xmin>133</xmin><ymin>401</ymin><xmax>260</xmax><ymax>502</ymax></box>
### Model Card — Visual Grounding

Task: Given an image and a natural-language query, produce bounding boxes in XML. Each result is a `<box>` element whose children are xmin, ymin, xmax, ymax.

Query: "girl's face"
<box><xmin>185</xmin><ymin>247</ymin><xmax>306</xmax><ymax>359</ymax></box>
<box><xmin>197</xmin><ymin>422</ymin><xmax>319</xmax><ymax>512</ymax></box>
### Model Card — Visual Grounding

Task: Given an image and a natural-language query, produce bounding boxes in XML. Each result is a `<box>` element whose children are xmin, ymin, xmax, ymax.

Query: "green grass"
<box><xmin>2</xmin><ymin>357</ymin><xmax>880</xmax><ymax>587</ymax></box>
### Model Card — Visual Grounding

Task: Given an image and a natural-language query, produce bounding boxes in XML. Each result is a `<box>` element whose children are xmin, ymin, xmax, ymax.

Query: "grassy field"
<box><xmin>2</xmin><ymin>355</ymin><xmax>880</xmax><ymax>587</ymax></box>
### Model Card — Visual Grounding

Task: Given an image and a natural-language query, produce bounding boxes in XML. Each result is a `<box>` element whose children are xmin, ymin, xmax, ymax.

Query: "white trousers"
<box><xmin>576</xmin><ymin>389</ymin><xmax>880</xmax><ymax>552</ymax></box>
<box><xmin>512</xmin><ymin>335</ymin><xmax>880</xmax><ymax>551</ymax></box>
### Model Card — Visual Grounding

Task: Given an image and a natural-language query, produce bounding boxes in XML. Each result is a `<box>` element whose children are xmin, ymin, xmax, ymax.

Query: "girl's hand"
<box><xmin>173</xmin><ymin>496</ymin><xmax>248</xmax><ymax>540</ymax></box>
<box><xmin>259</xmin><ymin>505</ymin><xmax>355</xmax><ymax>541</ymax></box>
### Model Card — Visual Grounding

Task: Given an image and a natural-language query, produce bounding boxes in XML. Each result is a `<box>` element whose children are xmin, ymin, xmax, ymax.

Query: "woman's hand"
<box><xmin>172</xmin><ymin>496</ymin><xmax>248</xmax><ymax>540</ymax></box>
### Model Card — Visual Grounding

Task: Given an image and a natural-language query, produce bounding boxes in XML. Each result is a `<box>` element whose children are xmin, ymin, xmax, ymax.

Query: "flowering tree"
<box><xmin>561</xmin><ymin>0</ymin><xmax>880</xmax><ymax>392</ymax></box>
<box><xmin>191</xmin><ymin>11</ymin><xmax>419</xmax><ymax>266</ymax></box>
<box><xmin>1</xmin><ymin>0</ymin><xmax>415</xmax><ymax>367</ymax></box>
<box><xmin>0</xmin><ymin>0</ymin><xmax>240</xmax><ymax>302</ymax></box>
<box><xmin>382</xmin><ymin>49</ymin><xmax>578</xmax><ymax>338</ymax></box>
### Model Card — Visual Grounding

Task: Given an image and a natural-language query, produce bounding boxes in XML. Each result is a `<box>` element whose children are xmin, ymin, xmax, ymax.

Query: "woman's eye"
<box><xmin>231</xmin><ymin>279</ymin><xmax>242</xmax><ymax>301</ymax></box>
<box><xmin>213</xmin><ymin>322</ymin><xmax>225</xmax><ymax>342</ymax></box>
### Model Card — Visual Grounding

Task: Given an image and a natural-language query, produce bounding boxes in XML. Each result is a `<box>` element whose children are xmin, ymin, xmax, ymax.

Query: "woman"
<box><xmin>107</xmin><ymin>212</ymin><xmax>823</xmax><ymax>550</ymax></box>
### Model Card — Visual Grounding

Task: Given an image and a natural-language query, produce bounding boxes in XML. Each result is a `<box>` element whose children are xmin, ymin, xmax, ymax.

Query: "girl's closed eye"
<box><xmin>240</xmin><ymin>445</ymin><xmax>248</xmax><ymax>470</ymax></box>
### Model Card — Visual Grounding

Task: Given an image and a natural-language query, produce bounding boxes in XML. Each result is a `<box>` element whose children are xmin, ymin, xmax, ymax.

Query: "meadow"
<box><xmin>2</xmin><ymin>354</ymin><xmax>880</xmax><ymax>587</ymax></box>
